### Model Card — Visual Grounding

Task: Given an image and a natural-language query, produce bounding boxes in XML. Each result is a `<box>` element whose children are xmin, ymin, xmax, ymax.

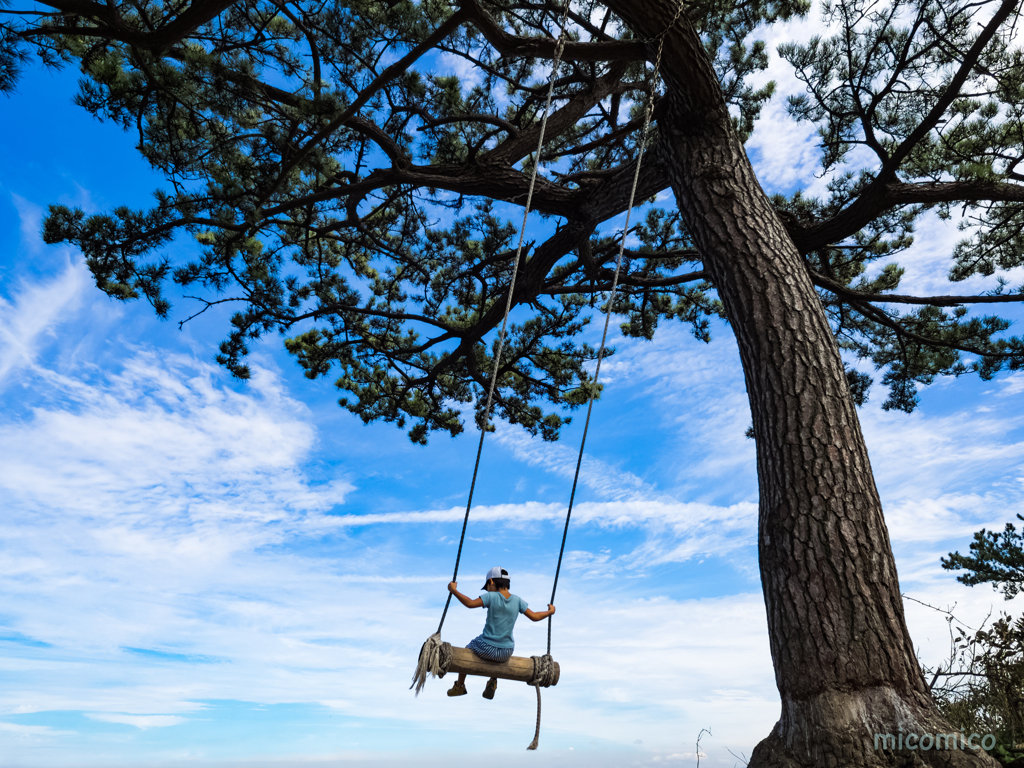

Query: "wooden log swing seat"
<box><xmin>411</xmin><ymin>0</ymin><xmax>677</xmax><ymax>750</ymax></box>
<box><xmin>411</xmin><ymin>633</ymin><xmax>559</xmax><ymax>693</ymax></box>
<box><xmin>448</xmin><ymin>646</ymin><xmax>560</xmax><ymax>686</ymax></box>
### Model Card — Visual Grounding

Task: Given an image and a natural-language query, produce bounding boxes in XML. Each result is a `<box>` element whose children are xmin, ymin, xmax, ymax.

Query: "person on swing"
<box><xmin>446</xmin><ymin>567</ymin><xmax>556</xmax><ymax>699</ymax></box>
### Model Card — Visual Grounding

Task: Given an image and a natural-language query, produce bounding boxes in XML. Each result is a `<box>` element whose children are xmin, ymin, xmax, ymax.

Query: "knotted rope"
<box><xmin>527</xmin><ymin>684</ymin><xmax>543</xmax><ymax>750</ymax></box>
<box><xmin>529</xmin><ymin>654</ymin><xmax>559</xmax><ymax>688</ymax></box>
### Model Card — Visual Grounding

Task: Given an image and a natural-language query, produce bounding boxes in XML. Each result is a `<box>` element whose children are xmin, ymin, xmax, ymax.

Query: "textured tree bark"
<box><xmin>600</xmin><ymin>2</ymin><xmax>999</xmax><ymax>766</ymax></box>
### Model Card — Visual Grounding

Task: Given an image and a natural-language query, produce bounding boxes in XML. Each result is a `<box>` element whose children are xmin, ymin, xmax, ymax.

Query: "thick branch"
<box><xmin>881</xmin><ymin>0</ymin><xmax>1021</xmax><ymax>177</ymax></box>
<box><xmin>791</xmin><ymin>0</ymin><xmax>1022</xmax><ymax>253</ymax></box>
<box><xmin>256</xmin><ymin>8</ymin><xmax>469</xmax><ymax>209</ymax></box>
<box><xmin>484</xmin><ymin>60</ymin><xmax>631</xmax><ymax>167</ymax></box>
<box><xmin>542</xmin><ymin>268</ymin><xmax>707</xmax><ymax>294</ymax></box>
<box><xmin>792</xmin><ymin>179</ymin><xmax>1024</xmax><ymax>253</ymax></box>
<box><xmin>459</xmin><ymin>0</ymin><xmax>645</xmax><ymax>62</ymax></box>
<box><xmin>812</xmin><ymin>270</ymin><xmax>1024</xmax><ymax>306</ymax></box>
<box><xmin>848</xmin><ymin>295</ymin><xmax>1020</xmax><ymax>359</ymax></box>
<box><xmin>35</xmin><ymin>0</ymin><xmax>235</xmax><ymax>49</ymax></box>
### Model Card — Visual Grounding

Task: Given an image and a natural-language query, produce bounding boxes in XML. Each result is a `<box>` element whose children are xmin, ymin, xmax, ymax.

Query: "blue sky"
<box><xmin>2</xmin><ymin>11</ymin><xmax>1024</xmax><ymax>768</ymax></box>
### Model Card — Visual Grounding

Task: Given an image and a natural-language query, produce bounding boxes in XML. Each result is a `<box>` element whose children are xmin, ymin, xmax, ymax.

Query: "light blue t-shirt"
<box><xmin>479</xmin><ymin>591</ymin><xmax>528</xmax><ymax>649</ymax></box>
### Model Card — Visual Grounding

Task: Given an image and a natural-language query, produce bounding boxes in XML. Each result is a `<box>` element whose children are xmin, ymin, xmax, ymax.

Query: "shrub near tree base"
<box><xmin>924</xmin><ymin>612</ymin><xmax>1024</xmax><ymax>765</ymax></box>
<box><xmin>934</xmin><ymin>522</ymin><xmax>1024</xmax><ymax>765</ymax></box>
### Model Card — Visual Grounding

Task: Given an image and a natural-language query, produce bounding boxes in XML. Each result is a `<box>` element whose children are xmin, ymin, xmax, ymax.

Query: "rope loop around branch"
<box><xmin>425</xmin><ymin>2</ymin><xmax>681</xmax><ymax>754</ymax></box>
<box><xmin>646</xmin><ymin>0</ymin><xmax>687</xmax><ymax>44</ymax></box>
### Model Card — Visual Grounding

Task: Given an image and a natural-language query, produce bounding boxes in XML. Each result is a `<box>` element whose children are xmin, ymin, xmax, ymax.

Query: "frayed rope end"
<box><xmin>410</xmin><ymin>632</ymin><xmax>451</xmax><ymax>696</ymax></box>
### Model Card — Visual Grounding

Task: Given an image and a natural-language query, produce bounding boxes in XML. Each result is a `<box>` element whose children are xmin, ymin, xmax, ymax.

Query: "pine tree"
<box><xmin>945</xmin><ymin>515</ymin><xmax>1024</xmax><ymax>600</ymax></box>
<box><xmin>4</xmin><ymin>0</ymin><xmax>1024</xmax><ymax>763</ymax></box>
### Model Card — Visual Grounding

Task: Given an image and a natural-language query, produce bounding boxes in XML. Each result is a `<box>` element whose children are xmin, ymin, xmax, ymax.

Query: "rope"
<box><xmin>545</xmin><ymin>36</ymin><xmax>668</xmax><ymax>656</ymax></box>
<box><xmin>525</xmin><ymin>655</ymin><xmax>557</xmax><ymax>749</ymax></box>
<box><xmin>649</xmin><ymin>0</ymin><xmax>687</xmax><ymax>43</ymax></box>
<box><xmin>525</xmin><ymin>30</ymin><xmax>671</xmax><ymax>756</ymax></box>
<box><xmin>422</xmin><ymin>1</ymin><xmax>678</xmax><ymax>753</ymax></box>
<box><xmin>527</xmin><ymin>684</ymin><xmax>542</xmax><ymax>750</ymax></box>
<box><xmin>529</xmin><ymin>654</ymin><xmax>558</xmax><ymax>687</ymax></box>
<box><xmin>436</xmin><ymin>0</ymin><xmax>573</xmax><ymax>637</ymax></box>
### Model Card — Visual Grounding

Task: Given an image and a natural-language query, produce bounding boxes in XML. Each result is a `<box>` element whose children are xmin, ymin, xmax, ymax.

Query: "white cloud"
<box><xmin>745</xmin><ymin>91</ymin><xmax>820</xmax><ymax>196</ymax></box>
<box><xmin>1</xmin><ymin>349</ymin><xmax>351</xmax><ymax>528</ymax></box>
<box><xmin>995</xmin><ymin>372</ymin><xmax>1024</xmax><ymax>397</ymax></box>
<box><xmin>859</xmin><ymin>401</ymin><xmax>1024</xmax><ymax>504</ymax></box>
<box><xmin>744</xmin><ymin>10</ymin><xmax>828</xmax><ymax>196</ymax></box>
<box><xmin>86</xmin><ymin>713</ymin><xmax>188</xmax><ymax>729</ymax></box>
<box><xmin>433</xmin><ymin>51</ymin><xmax>484</xmax><ymax>91</ymax></box>
<box><xmin>0</xmin><ymin>722</ymin><xmax>75</xmax><ymax>738</ymax></box>
<box><xmin>491</xmin><ymin>423</ymin><xmax>654</xmax><ymax>501</ymax></box>
<box><xmin>589</xmin><ymin>324</ymin><xmax>756</xmax><ymax>497</ymax></box>
<box><xmin>0</xmin><ymin>329</ymin><xmax>773</xmax><ymax>760</ymax></box>
<box><xmin>0</xmin><ymin>204</ymin><xmax>1021</xmax><ymax>768</ymax></box>
<box><xmin>0</xmin><ymin>250</ymin><xmax>90</xmax><ymax>385</ymax></box>
<box><xmin>11</xmin><ymin>193</ymin><xmax>46</xmax><ymax>255</ymax></box>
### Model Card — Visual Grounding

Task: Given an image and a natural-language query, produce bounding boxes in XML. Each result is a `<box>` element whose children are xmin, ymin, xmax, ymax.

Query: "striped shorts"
<box><xmin>467</xmin><ymin>635</ymin><xmax>514</xmax><ymax>662</ymax></box>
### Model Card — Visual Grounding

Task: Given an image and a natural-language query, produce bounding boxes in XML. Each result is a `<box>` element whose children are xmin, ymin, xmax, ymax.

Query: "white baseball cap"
<box><xmin>481</xmin><ymin>566</ymin><xmax>509</xmax><ymax>589</ymax></box>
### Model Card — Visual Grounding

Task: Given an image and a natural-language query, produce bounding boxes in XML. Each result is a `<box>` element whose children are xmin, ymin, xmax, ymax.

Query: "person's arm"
<box><xmin>524</xmin><ymin>604</ymin><xmax>555</xmax><ymax>622</ymax></box>
<box><xmin>448</xmin><ymin>581</ymin><xmax>483</xmax><ymax>608</ymax></box>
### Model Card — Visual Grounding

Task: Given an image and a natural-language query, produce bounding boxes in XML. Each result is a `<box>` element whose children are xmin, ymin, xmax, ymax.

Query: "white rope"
<box><xmin>422</xmin><ymin>1</ymin><xmax>681</xmax><ymax>753</ymax></box>
<box><xmin>527</xmin><ymin>24</ymin><xmax>672</xmax><ymax>754</ymax></box>
<box><xmin>435</xmin><ymin>0</ymin><xmax>574</xmax><ymax>637</ymax></box>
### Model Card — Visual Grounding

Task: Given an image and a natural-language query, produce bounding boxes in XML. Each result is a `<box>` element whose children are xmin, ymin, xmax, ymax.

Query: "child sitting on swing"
<box><xmin>446</xmin><ymin>567</ymin><xmax>556</xmax><ymax>699</ymax></box>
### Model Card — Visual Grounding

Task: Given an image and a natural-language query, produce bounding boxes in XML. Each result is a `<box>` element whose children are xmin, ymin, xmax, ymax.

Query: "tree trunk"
<box><xmin>601</xmin><ymin>2</ymin><xmax>999</xmax><ymax>765</ymax></box>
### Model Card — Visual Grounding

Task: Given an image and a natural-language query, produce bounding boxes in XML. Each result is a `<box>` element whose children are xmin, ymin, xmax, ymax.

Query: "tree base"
<box><xmin>748</xmin><ymin>687</ymin><xmax>1000</xmax><ymax>768</ymax></box>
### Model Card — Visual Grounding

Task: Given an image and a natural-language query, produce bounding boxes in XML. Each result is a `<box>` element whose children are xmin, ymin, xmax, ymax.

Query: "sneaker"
<box><xmin>447</xmin><ymin>681</ymin><xmax>467</xmax><ymax>697</ymax></box>
<box><xmin>483</xmin><ymin>678</ymin><xmax>497</xmax><ymax>700</ymax></box>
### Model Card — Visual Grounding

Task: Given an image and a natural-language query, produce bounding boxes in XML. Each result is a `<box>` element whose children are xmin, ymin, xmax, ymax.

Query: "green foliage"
<box><xmin>43</xmin><ymin>200</ymin><xmax>176</xmax><ymax>316</ymax></box>
<box><xmin>776</xmin><ymin>0</ymin><xmax>1024</xmax><ymax>410</ymax></box>
<box><xmin>844</xmin><ymin>365</ymin><xmax>872</xmax><ymax>406</ymax></box>
<box><xmin>0</xmin><ymin>1</ymin><xmax>28</xmax><ymax>93</ymax></box>
<box><xmin>5</xmin><ymin>0</ymin><xmax>756</xmax><ymax>444</ymax></box>
<box><xmin>3</xmin><ymin>0</ymin><xmax>1024</xmax><ymax>441</ymax></box>
<box><xmin>944</xmin><ymin>515</ymin><xmax>1024</xmax><ymax>599</ymax></box>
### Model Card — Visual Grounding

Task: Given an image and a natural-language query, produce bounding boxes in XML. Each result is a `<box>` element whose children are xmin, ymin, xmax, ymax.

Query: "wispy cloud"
<box><xmin>0</xmin><ymin>246</ymin><xmax>89</xmax><ymax>385</ymax></box>
<box><xmin>0</xmin><ymin>324</ymin><xmax>772</xmax><ymax>760</ymax></box>
<box><xmin>1</xmin><ymin>349</ymin><xmax>352</xmax><ymax>528</ymax></box>
<box><xmin>326</xmin><ymin>498</ymin><xmax>758</xmax><ymax>576</ymax></box>
<box><xmin>86</xmin><ymin>713</ymin><xmax>188</xmax><ymax>729</ymax></box>
<box><xmin>491</xmin><ymin>424</ymin><xmax>654</xmax><ymax>501</ymax></box>
<box><xmin>0</xmin><ymin>722</ymin><xmax>76</xmax><ymax>738</ymax></box>
<box><xmin>592</xmin><ymin>325</ymin><xmax>757</xmax><ymax>500</ymax></box>
<box><xmin>2</xmin><ymin>190</ymin><xmax>1022</xmax><ymax>767</ymax></box>
<box><xmin>744</xmin><ymin>10</ymin><xmax>828</xmax><ymax>197</ymax></box>
<box><xmin>859</xmin><ymin>397</ymin><xmax>1024</xmax><ymax>504</ymax></box>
